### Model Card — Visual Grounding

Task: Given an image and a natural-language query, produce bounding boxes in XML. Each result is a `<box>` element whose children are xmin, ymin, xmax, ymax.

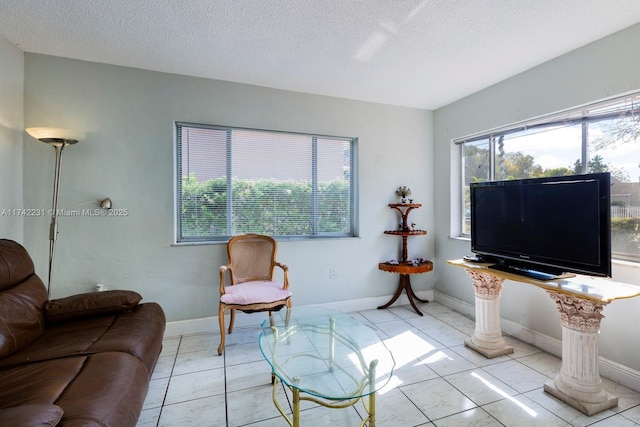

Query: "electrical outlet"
<box><xmin>329</xmin><ymin>268</ymin><xmax>337</xmax><ymax>279</ymax></box>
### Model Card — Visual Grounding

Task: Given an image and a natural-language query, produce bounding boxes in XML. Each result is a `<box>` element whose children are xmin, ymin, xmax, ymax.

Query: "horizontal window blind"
<box><xmin>176</xmin><ymin>122</ymin><xmax>356</xmax><ymax>242</ymax></box>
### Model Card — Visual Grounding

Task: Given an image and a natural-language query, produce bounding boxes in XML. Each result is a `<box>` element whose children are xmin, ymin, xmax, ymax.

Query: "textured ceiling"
<box><xmin>2</xmin><ymin>0</ymin><xmax>640</xmax><ymax>109</ymax></box>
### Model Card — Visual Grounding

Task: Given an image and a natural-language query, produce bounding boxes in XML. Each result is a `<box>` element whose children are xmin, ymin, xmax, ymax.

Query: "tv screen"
<box><xmin>470</xmin><ymin>172</ymin><xmax>611</xmax><ymax>279</ymax></box>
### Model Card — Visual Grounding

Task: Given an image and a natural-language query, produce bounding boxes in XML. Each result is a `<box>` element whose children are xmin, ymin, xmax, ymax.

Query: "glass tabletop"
<box><xmin>259</xmin><ymin>307</ymin><xmax>395</xmax><ymax>400</ymax></box>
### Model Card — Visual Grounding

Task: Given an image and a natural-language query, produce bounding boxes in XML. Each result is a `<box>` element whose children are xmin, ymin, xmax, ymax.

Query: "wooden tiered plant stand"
<box><xmin>378</xmin><ymin>203</ymin><xmax>432</xmax><ymax>316</ymax></box>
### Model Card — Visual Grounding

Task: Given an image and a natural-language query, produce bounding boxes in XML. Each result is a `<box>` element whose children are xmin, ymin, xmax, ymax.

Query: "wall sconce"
<box><xmin>26</xmin><ymin>127</ymin><xmax>85</xmax><ymax>298</ymax></box>
<box><xmin>70</xmin><ymin>198</ymin><xmax>113</xmax><ymax>210</ymax></box>
<box><xmin>99</xmin><ymin>198</ymin><xmax>112</xmax><ymax>209</ymax></box>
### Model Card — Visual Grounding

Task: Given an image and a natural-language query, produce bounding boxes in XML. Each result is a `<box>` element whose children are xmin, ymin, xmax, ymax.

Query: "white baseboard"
<box><xmin>433</xmin><ymin>290</ymin><xmax>640</xmax><ymax>393</ymax></box>
<box><xmin>164</xmin><ymin>290</ymin><xmax>434</xmax><ymax>337</ymax></box>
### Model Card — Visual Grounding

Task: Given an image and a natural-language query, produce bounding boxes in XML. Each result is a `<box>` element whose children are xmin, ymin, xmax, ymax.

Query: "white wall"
<box><xmin>434</xmin><ymin>23</ymin><xmax>640</xmax><ymax>373</ymax></box>
<box><xmin>0</xmin><ymin>35</ymin><xmax>24</xmax><ymax>241</ymax></box>
<box><xmin>22</xmin><ymin>53</ymin><xmax>435</xmax><ymax>322</ymax></box>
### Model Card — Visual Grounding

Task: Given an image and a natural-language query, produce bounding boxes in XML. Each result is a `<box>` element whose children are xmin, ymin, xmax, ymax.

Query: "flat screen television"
<box><xmin>470</xmin><ymin>172</ymin><xmax>611</xmax><ymax>280</ymax></box>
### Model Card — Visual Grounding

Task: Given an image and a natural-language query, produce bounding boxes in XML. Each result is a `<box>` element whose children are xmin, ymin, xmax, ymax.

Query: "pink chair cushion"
<box><xmin>220</xmin><ymin>281</ymin><xmax>291</xmax><ymax>306</ymax></box>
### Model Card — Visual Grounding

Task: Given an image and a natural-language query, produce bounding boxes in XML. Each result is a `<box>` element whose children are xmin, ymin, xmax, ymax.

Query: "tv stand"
<box><xmin>448</xmin><ymin>258</ymin><xmax>640</xmax><ymax>416</ymax></box>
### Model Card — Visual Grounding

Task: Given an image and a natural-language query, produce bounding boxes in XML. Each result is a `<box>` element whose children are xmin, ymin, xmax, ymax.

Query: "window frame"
<box><xmin>455</xmin><ymin>91</ymin><xmax>640</xmax><ymax>262</ymax></box>
<box><xmin>174</xmin><ymin>121</ymin><xmax>358</xmax><ymax>243</ymax></box>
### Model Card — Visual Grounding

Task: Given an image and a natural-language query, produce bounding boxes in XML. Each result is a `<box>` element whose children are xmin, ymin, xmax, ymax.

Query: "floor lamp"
<box><xmin>26</xmin><ymin>127</ymin><xmax>85</xmax><ymax>298</ymax></box>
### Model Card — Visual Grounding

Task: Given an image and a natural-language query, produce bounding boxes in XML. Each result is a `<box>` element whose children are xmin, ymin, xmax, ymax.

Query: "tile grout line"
<box><xmin>155</xmin><ymin>335</ymin><xmax>182</xmax><ymax>427</ymax></box>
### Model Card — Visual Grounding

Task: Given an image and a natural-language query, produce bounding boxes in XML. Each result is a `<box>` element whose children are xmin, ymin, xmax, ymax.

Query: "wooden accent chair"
<box><xmin>217</xmin><ymin>234</ymin><xmax>292</xmax><ymax>355</ymax></box>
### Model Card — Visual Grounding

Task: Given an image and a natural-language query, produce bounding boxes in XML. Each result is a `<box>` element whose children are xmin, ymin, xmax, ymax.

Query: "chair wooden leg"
<box><xmin>285</xmin><ymin>300</ymin><xmax>292</xmax><ymax>326</ymax></box>
<box><xmin>218</xmin><ymin>304</ymin><xmax>226</xmax><ymax>355</ymax></box>
<box><xmin>228</xmin><ymin>308</ymin><xmax>236</xmax><ymax>334</ymax></box>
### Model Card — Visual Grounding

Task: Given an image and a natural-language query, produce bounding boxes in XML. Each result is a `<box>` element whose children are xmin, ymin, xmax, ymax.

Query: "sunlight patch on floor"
<box><xmin>347</xmin><ymin>329</ymin><xmax>442</xmax><ymax>394</ymax></box>
<box><xmin>470</xmin><ymin>371</ymin><xmax>538</xmax><ymax>417</ymax></box>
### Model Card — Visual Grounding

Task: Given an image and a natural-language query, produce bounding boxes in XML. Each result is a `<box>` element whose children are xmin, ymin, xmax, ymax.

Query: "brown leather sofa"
<box><xmin>0</xmin><ymin>239</ymin><xmax>166</xmax><ymax>426</ymax></box>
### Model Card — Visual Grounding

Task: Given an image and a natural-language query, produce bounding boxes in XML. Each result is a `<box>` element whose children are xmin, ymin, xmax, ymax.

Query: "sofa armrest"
<box><xmin>45</xmin><ymin>290</ymin><xmax>142</xmax><ymax>324</ymax></box>
<box><xmin>0</xmin><ymin>404</ymin><xmax>63</xmax><ymax>426</ymax></box>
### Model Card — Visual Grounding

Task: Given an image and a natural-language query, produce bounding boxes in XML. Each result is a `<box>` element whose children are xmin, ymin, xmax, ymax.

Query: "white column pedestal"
<box><xmin>464</xmin><ymin>270</ymin><xmax>514</xmax><ymax>358</ymax></box>
<box><xmin>543</xmin><ymin>291</ymin><xmax>618</xmax><ymax>416</ymax></box>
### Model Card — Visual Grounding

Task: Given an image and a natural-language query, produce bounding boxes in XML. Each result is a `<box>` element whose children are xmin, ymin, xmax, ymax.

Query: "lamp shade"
<box><xmin>26</xmin><ymin>127</ymin><xmax>85</xmax><ymax>145</ymax></box>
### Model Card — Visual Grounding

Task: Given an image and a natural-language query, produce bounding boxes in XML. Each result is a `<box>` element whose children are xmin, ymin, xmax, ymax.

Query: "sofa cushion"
<box><xmin>0</xmin><ymin>239</ymin><xmax>36</xmax><ymax>290</ymax></box>
<box><xmin>0</xmin><ymin>240</ymin><xmax>48</xmax><ymax>358</ymax></box>
<box><xmin>0</xmin><ymin>274</ymin><xmax>48</xmax><ymax>358</ymax></box>
<box><xmin>86</xmin><ymin>302</ymin><xmax>165</xmax><ymax>374</ymax></box>
<box><xmin>45</xmin><ymin>290</ymin><xmax>142</xmax><ymax>324</ymax></box>
<box><xmin>0</xmin><ymin>303</ymin><xmax>166</xmax><ymax>375</ymax></box>
<box><xmin>0</xmin><ymin>353</ymin><xmax>150</xmax><ymax>427</ymax></box>
<box><xmin>0</xmin><ymin>404</ymin><xmax>63</xmax><ymax>427</ymax></box>
<box><xmin>55</xmin><ymin>352</ymin><xmax>151</xmax><ymax>427</ymax></box>
<box><xmin>0</xmin><ymin>356</ymin><xmax>86</xmax><ymax>408</ymax></box>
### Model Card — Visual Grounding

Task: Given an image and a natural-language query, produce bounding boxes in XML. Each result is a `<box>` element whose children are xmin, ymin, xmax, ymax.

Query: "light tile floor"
<box><xmin>137</xmin><ymin>302</ymin><xmax>640</xmax><ymax>426</ymax></box>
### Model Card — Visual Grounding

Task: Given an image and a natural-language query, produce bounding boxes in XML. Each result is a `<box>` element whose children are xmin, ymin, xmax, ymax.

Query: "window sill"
<box><xmin>172</xmin><ymin>235</ymin><xmax>360</xmax><ymax>246</ymax></box>
<box><xmin>172</xmin><ymin>241</ymin><xmax>226</xmax><ymax>247</ymax></box>
<box><xmin>613</xmin><ymin>258</ymin><xmax>640</xmax><ymax>269</ymax></box>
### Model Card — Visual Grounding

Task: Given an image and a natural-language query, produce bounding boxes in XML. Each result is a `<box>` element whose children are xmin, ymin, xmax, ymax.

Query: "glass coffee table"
<box><xmin>259</xmin><ymin>307</ymin><xmax>395</xmax><ymax>427</ymax></box>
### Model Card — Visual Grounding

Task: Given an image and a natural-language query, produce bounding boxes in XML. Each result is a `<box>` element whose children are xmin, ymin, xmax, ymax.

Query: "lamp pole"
<box><xmin>26</xmin><ymin>128</ymin><xmax>83</xmax><ymax>299</ymax></box>
<box><xmin>47</xmin><ymin>142</ymin><xmax>69</xmax><ymax>298</ymax></box>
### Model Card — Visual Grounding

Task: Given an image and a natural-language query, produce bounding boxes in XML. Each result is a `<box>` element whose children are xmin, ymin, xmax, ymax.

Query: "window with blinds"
<box><xmin>176</xmin><ymin>122</ymin><xmax>356</xmax><ymax>242</ymax></box>
<box><xmin>456</xmin><ymin>92</ymin><xmax>640</xmax><ymax>261</ymax></box>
